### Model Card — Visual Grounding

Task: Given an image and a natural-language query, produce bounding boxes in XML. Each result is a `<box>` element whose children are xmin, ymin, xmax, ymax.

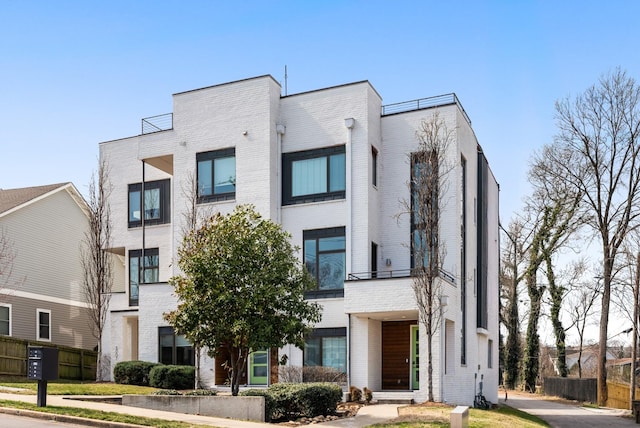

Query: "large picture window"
<box><xmin>304</xmin><ymin>227</ymin><xmax>345</xmax><ymax>298</ymax></box>
<box><xmin>283</xmin><ymin>146</ymin><xmax>346</xmax><ymax>205</ymax></box>
<box><xmin>159</xmin><ymin>326</ymin><xmax>194</xmax><ymax>365</ymax></box>
<box><xmin>197</xmin><ymin>148</ymin><xmax>236</xmax><ymax>202</ymax></box>
<box><xmin>129</xmin><ymin>248</ymin><xmax>159</xmax><ymax>306</ymax></box>
<box><xmin>304</xmin><ymin>328</ymin><xmax>347</xmax><ymax>375</ymax></box>
<box><xmin>410</xmin><ymin>151</ymin><xmax>439</xmax><ymax>270</ymax></box>
<box><xmin>128</xmin><ymin>179</ymin><xmax>171</xmax><ymax>228</ymax></box>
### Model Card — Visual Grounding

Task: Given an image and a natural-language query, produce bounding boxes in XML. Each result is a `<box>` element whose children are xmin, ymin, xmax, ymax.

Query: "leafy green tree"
<box><xmin>165</xmin><ymin>205</ymin><xmax>321</xmax><ymax>396</ymax></box>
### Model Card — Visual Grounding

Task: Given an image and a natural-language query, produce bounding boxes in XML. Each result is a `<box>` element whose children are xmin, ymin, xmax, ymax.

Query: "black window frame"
<box><xmin>282</xmin><ymin>145</ymin><xmax>346</xmax><ymax>206</ymax></box>
<box><xmin>128</xmin><ymin>179</ymin><xmax>171</xmax><ymax>228</ymax></box>
<box><xmin>128</xmin><ymin>248</ymin><xmax>159</xmax><ymax>307</ymax></box>
<box><xmin>37</xmin><ymin>309</ymin><xmax>51</xmax><ymax>341</ymax></box>
<box><xmin>303</xmin><ymin>327</ymin><xmax>347</xmax><ymax>378</ymax></box>
<box><xmin>0</xmin><ymin>304</ymin><xmax>10</xmax><ymax>336</ymax></box>
<box><xmin>410</xmin><ymin>150</ymin><xmax>439</xmax><ymax>270</ymax></box>
<box><xmin>372</xmin><ymin>146</ymin><xmax>378</xmax><ymax>187</ymax></box>
<box><xmin>158</xmin><ymin>326</ymin><xmax>195</xmax><ymax>366</ymax></box>
<box><xmin>196</xmin><ymin>147</ymin><xmax>236</xmax><ymax>203</ymax></box>
<box><xmin>303</xmin><ymin>227</ymin><xmax>346</xmax><ymax>299</ymax></box>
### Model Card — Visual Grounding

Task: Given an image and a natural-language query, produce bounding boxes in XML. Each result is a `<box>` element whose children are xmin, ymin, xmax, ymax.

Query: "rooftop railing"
<box><xmin>142</xmin><ymin>113</ymin><xmax>173</xmax><ymax>134</ymax></box>
<box><xmin>381</xmin><ymin>93</ymin><xmax>471</xmax><ymax>126</ymax></box>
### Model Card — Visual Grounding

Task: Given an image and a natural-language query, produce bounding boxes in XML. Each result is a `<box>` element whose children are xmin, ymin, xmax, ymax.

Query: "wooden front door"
<box><xmin>382</xmin><ymin>321</ymin><xmax>415</xmax><ymax>390</ymax></box>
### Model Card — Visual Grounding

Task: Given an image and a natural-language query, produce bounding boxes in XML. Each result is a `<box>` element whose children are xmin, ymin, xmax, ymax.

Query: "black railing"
<box><xmin>142</xmin><ymin>113</ymin><xmax>173</xmax><ymax>134</ymax></box>
<box><xmin>348</xmin><ymin>268</ymin><xmax>457</xmax><ymax>284</ymax></box>
<box><xmin>381</xmin><ymin>93</ymin><xmax>471</xmax><ymax>126</ymax></box>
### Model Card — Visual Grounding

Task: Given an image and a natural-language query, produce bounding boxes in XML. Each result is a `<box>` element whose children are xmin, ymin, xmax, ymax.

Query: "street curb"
<box><xmin>0</xmin><ymin>406</ymin><xmax>147</xmax><ymax>428</ymax></box>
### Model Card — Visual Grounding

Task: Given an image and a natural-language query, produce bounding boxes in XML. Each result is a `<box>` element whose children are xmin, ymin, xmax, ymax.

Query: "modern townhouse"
<box><xmin>99</xmin><ymin>75</ymin><xmax>499</xmax><ymax>405</ymax></box>
<box><xmin>0</xmin><ymin>183</ymin><xmax>95</xmax><ymax>349</ymax></box>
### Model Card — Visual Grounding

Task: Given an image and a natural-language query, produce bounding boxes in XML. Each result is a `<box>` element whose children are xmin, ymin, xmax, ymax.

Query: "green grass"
<box><xmin>0</xmin><ymin>377</ymin><xmax>158</xmax><ymax>395</ymax></box>
<box><xmin>371</xmin><ymin>404</ymin><xmax>550</xmax><ymax>428</ymax></box>
<box><xmin>0</xmin><ymin>399</ymin><xmax>216</xmax><ymax>428</ymax></box>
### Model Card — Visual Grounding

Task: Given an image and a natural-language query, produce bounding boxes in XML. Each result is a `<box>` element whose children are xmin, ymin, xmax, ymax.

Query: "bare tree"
<box><xmin>566</xmin><ymin>276</ymin><xmax>601</xmax><ymax>378</ymax></box>
<box><xmin>0</xmin><ymin>227</ymin><xmax>24</xmax><ymax>298</ymax></box>
<box><xmin>177</xmin><ymin>171</ymin><xmax>213</xmax><ymax>389</ymax></box>
<box><xmin>548</xmin><ymin>69</ymin><xmax>640</xmax><ymax>404</ymax></box>
<box><xmin>401</xmin><ymin>111</ymin><xmax>455</xmax><ymax>401</ymax></box>
<box><xmin>81</xmin><ymin>159</ymin><xmax>113</xmax><ymax>381</ymax></box>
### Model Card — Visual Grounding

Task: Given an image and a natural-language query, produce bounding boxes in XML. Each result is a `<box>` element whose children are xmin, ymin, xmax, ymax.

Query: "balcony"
<box><xmin>381</xmin><ymin>93</ymin><xmax>471</xmax><ymax>126</ymax></box>
<box><xmin>141</xmin><ymin>113</ymin><xmax>173</xmax><ymax>134</ymax></box>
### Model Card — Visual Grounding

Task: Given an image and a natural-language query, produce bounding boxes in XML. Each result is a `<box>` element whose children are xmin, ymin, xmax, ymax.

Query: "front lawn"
<box><xmin>0</xmin><ymin>377</ymin><xmax>158</xmax><ymax>395</ymax></box>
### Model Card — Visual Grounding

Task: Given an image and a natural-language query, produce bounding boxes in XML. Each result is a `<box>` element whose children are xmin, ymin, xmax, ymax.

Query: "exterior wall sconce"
<box><xmin>440</xmin><ymin>295</ymin><xmax>449</xmax><ymax>307</ymax></box>
<box><xmin>385</xmin><ymin>258</ymin><xmax>392</xmax><ymax>266</ymax></box>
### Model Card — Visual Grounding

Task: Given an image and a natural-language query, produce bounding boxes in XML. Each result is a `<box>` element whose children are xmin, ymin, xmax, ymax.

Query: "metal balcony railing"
<box><xmin>381</xmin><ymin>93</ymin><xmax>471</xmax><ymax>126</ymax></box>
<box><xmin>141</xmin><ymin>113</ymin><xmax>173</xmax><ymax>134</ymax></box>
<box><xmin>348</xmin><ymin>268</ymin><xmax>457</xmax><ymax>284</ymax></box>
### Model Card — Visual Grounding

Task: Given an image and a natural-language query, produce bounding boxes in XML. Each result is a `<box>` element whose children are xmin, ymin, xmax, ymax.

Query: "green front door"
<box><xmin>411</xmin><ymin>325</ymin><xmax>419</xmax><ymax>390</ymax></box>
<box><xmin>249</xmin><ymin>350</ymin><xmax>268</xmax><ymax>385</ymax></box>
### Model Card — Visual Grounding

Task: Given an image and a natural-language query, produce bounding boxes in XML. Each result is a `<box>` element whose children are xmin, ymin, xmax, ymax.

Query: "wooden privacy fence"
<box><xmin>0</xmin><ymin>336</ymin><xmax>97</xmax><ymax>380</ymax></box>
<box><xmin>543</xmin><ymin>377</ymin><xmax>597</xmax><ymax>403</ymax></box>
<box><xmin>605</xmin><ymin>381</ymin><xmax>640</xmax><ymax>410</ymax></box>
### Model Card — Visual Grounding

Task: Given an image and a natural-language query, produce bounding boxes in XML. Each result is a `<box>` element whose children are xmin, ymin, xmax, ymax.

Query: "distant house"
<box><xmin>0</xmin><ymin>183</ymin><xmax>96</xmax><ymax>349</ymax></box>
<box><xmin>99</xmin><ymin>75</ymin><xmax>500</xmax><ymax>405</ymax></box>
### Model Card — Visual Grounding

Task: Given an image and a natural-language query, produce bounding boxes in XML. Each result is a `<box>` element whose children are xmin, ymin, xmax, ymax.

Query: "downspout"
<box><xmin>141</xmin><ymin>160</ymin><xmax>146</xmax><ymax>306</ymax></box>
<box><xmin>344</xmin><ymin>118</ymin><xmax>355</xmax><ymax>275</ymax></box>
<box><xmin>347</xmin><ymin>313</ymin><xmax>351</xmax><ymax>391</ymax></box>
<box><xmin>276</xmin><ymin>124</ymin><xmax>286</xmax><ymax>225</ymax></box>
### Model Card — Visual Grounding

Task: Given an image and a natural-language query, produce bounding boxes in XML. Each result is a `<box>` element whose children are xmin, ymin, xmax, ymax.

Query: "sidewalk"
<box><xmin>0</xmin><ymin>392</ymin><xmax>399</xmax><ymax>428</ymax></box>
<box><xmin>501</xmin><ymin>391</ymin><xmax>637</xmax><ymax>428</ymax></box>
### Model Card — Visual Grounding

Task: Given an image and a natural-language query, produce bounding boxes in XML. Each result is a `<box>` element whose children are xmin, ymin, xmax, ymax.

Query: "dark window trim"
<box><xmin>196</xmin><ymin>147</ymin><xmax>236</xmax><ymax>203</ymax></box>
<box><xmin>372</xmin><ymin>146</ymin><xmax>378</xmax><ymax>187</ymax></box>
<box><xmin>282</xmin><ymin>145</ymin><xmax>346</xmax><ymax>206</ymax></box>
<box><xmin>158</xmin><ymin>326</ymin><xmax>195</xmax><ymax>366</ymax></box>
<box><xmin>128</xmin><ymin>179</ymin><xmax>171</xmax><ymax>228</ymax></box>
<box><xmin>303</xmin><ymin>227</ymin><xmax>346</xmax><ymax>299</ymax></box>
<box><xmin>129</xmin><ymin>248</ymin><xmax>159</xmax><ymax>307</ymax></box>
<box><xmin>303</xmin><ymin>327</ymin><xmax>347</xmax><ymax>374</ymax></box>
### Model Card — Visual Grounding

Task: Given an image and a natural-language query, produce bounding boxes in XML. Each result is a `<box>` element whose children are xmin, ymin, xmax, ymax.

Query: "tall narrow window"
<box><xmin>129</xmin><ymin>248</ymin><xmax>159</xmax><ymax>306</ymax></box>
<box><xmin>411</xmin><ymin>151</ymin><xmax>439</xmax><ymax>270</ymax></box>
<box><xmin>0</xmin><ymin>304</ymin><xmax>11</xmax><ymax>336</ymax></box>
<box><xmin>371</xmin><ymin>242</ymin><xmax>378</xmax><ymax>278</ymax></box>
<box><xmin>372</xmin><ymin>146</ymin><xmax>378</xmax><ymax>187</ymax></box>
<box><xmin>283</xmin><ymin>146</ymin><xmax>346</xmax><ymax>205</ymax></box>
<box><xmin>488</xmin><ymin>339</ymin><xmax>493</xmax><ymax>369</ymax></box>
<box><xmin>36</xmin><ymin>309</ymin><xmax>51</xmax><ymax>341</ymax></box>
<box><xmin>304</xmin><ymin>227</ymin><xmax>346</xmax><ymax>298</ymax></box>
<box><xmin>197</xmin><ymin>148</ymin><xmax>236</xmax><ymax>202</ymax></box>
<box><xmin>477</xmin><ymin>152</ymin><xmax>489</xmax><ymax>329</ymax></box>
<box><xmin>128</xmin><ymin>179</ymin><xmax>171</xmax><ymax>228</ymax></box>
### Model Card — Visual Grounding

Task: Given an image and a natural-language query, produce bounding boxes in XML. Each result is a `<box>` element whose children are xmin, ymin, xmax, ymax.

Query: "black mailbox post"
<box><xmin>27</xmin><ymin>347</ymin><xmax>58</xmax><ymax>406</ymax></box>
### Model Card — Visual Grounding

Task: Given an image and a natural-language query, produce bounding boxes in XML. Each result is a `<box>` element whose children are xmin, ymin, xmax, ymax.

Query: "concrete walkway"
<box><xmin>0</xmin><ymin>392</ymin><xmax>400</xmax><ymax>428</ymax></box>
<box><xmin>501</xmin><ymin>392</ymin><xmax>637</xmax><ymax>428</ymax></box>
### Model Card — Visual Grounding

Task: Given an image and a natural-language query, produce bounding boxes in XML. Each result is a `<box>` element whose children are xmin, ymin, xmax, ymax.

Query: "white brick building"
<box><xmin>99</xmin><ymin>75</ymin><xmax>499</xmax><ymax>405</ymax></box>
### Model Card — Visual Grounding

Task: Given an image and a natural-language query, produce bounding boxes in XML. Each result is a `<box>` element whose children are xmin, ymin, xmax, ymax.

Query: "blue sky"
<box><xmin>1</xmin><ymin>1</ymin><xmax>639</xmax><ymax>223</ymax></box>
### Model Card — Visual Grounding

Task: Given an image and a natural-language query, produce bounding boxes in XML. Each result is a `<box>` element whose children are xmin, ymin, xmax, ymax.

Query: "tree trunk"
<box><xmin>597</xmin><ymin>258</ymin><xmax>613</xmax><ymax>406</ymax></box>
<box><xmin>427</xmin><ymin>327</ymin><xmax>434</xmax><ymax>401</ymax></box>
<box><xmin>523</xmin><ymin>283</ymin><xmax>542</xmax><ymax>392</ymax></box>
<box><xmin>547</xmin><ymin>258</ymin><xmax>567</xmax><ymax>377</ymax></box>
<box><xmin>229</xmin><ymin>347</ymin><xmax>247</xmax><ymax>396</ymax></box>
<box><xmin>631</xmin><ymin>253</ymin><xmax>640</xmax><ymax>407</ymax></box>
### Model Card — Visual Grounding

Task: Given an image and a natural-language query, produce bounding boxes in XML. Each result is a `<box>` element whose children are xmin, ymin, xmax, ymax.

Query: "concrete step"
<box><xmin>372</xmin><ymin>391</ymin><xmax>415</xmax><ymax>404</ymax></box>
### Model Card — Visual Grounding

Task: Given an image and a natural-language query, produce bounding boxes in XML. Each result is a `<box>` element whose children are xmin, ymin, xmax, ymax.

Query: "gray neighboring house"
<box><xmin>0</xmin><ymin>183</ymin><xmax>96</xmax><ymax>350</ymax></box>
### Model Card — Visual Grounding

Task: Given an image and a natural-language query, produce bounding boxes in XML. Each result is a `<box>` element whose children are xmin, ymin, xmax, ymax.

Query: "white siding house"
<box><xmin>99</xmin><ymin>75</ymin><xmax>499</xmax><ymax>405</ymax></box>
<box><xmin>0</xmin><ymin>183</ymin><xmax>96</xmax><ymax>350</ymax></box>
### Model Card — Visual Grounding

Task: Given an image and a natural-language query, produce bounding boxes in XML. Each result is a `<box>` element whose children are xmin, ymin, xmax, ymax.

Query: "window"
<box><xmin>372</xmin><ymin>146</ymin><xmax>378</xmax><ymax>187</ymax></box>
<box><xmin>304</xmin><ymin>328</ymin><xmax>347</xmax><ymax>376</ymax></box>
<box><xmin>283</xmin><ymin>146</ymin><xmax>346</xmax><ymax>205</ymax></box>
<box><xmin>36</xmin><ymin>309</ymin><xmax>51</xmax><ymax>341</ymax></box>
<box><xmin>128</xmin><ymin>179</ymin><xmax>171</xmax><ymax>228</ymax></box>
<box><xmin>0</xmin><ymin>304</ymin><xmax>10</xmax><ymax>336</ymax></box>
<box><xmin>371</xmin><ymin>242</ymin><xmax>378</xmax><ymax>278</ymax></box>
<box><xmin>411</xmin><ymin>151</ymin><xmax>439</xmax><ymax>270</ymax></box>
<box><xmin>460</xmin><ymin>156</ymin><xmax>467</xmax><ymax>365</ymax></box>
<box><xmin>304</xmin><ymin>227</ymin><xmax>346</xmax><ymax>298</ymax></box>
<box><xmin>129</xmin><ymin>248</ymin><xmax>159</xmax><ymax>306</ymax></box>
<box><xmin>159</xmin><ymin>326</ymin><xmax>194</xmax><ymax>365</ymax></box>
<box><xmin>197</xmin><ymin>148</ymin><xmax>236</xmax><ymax>202</ymax></box>
<box><xmin>488</xmin><ymin>339</ymin><xmax>493</xmax><ymax>369</ymax></box>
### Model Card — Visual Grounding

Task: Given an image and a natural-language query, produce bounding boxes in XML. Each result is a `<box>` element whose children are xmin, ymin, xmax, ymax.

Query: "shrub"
<box><xmin>363</xmin><ymin>386</ymin><xmax>373</xmax><ymax>404</ymax></box>
<box><xmin>302</xmin><ymin>366</ymin><xmax>347</xmax><ymax>384</ymax></box>
<box><xmin>261</xmin><ymin>382</ymin><xmax>343</xmax><ymax>420</ymax></box>
<box><xmin>152</xmin><ymin>388</ymin><xmax>217</xmax><ymax>396</ymax></box>
<box><xmin>349</xmin><ymin>385</ymin><xmax>362</xmax><ymax>402</ymax></box>
<box><xmin>113</xmin><ymin>360</ymin><xmax>161</xmax><ymax>386</ymax></box>
<box><xmin>149</xmin><ymin>365</ymin><xmax>195</xmax><ymax>390</ymax></box>
<box><xmin>241</xmin><ymin>389</ymin><xmax>276</xmax><ymax>422</ymax></box>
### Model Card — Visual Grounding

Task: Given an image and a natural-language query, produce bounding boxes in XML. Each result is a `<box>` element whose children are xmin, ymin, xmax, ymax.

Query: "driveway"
<box><xmin>501</xmin><ymin>392</ymin><xmax>637</xmax><ymax>428</ymax></box>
